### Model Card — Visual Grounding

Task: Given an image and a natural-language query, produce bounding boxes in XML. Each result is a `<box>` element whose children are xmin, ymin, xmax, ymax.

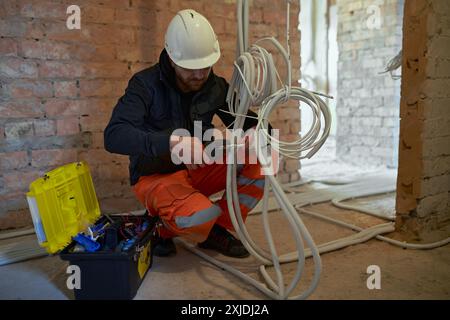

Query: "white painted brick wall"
<box><xmin>336</xmin><ymin>0</ymin><xmax>404</xmax><ymax>168</ymax></box>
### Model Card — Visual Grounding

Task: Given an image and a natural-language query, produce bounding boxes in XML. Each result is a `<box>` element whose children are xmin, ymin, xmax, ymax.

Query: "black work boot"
<box><xmin>198</xmin><ymin>224</ymin><xmax>250</xmax><ymax>258</ymax></box>
<box><xmin>149</xmin><ymin>213</ymin><xmax>177</xmax><ymax>257</ymax></box>
<box><xmin>153</xmin><ymin>237</ymin><xmax>177</xmax><ymax>257</ymax></box>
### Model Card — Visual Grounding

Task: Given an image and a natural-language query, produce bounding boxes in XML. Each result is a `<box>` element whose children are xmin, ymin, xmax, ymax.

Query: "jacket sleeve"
<box><xmin>104</xmin><ymin>75</ymin><xmax>171</xmax><ymax>157</ymax></box>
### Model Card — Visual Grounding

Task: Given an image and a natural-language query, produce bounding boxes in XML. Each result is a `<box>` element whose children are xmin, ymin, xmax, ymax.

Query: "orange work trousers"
<box><xmin>133</xmin><ymin>161</ymin><xmax>265</xmax><ymax>242</ymax></box>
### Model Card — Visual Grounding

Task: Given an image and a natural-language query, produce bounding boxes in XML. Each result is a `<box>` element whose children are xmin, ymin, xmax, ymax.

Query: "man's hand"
<box><xmin>169</xmin><ymin>135</ymin><xmax>211</xmax><ymax>170</ymax></box>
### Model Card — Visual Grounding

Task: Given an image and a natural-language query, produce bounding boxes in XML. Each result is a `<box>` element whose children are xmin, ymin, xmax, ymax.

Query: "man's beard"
<box><xmin>183</xmin><ymin>79</ymin><xmax>206</xmax><ymax>91</ymax></box>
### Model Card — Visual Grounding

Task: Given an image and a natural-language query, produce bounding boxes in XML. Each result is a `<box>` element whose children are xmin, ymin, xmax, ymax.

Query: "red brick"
<box><xmin>0</xmin><ymin>191</ymin><xmax>29</xmax><ymax>213</ymax></box>
<box><xmin>91</xmin><ymin>132</ymin><xmax>105</xmax><ymax>149</ymax></box>
<box><xmin>0</xmin><ymin>99</ymin><xmax>43</xmax><ymax>118</ymax></box>
<box><xmin>44</xmin><ymin>99</ymin><xmax>84</xmax><ymax>117</ymax></box>
<box><xmin>249</xmin><ymin>23</ymin><xmax>272</xmax><ymax>38</ymax></box>
<box><xmin>115</xmin><ymin>8</ymin><xmax>155</xmax><ymax>27</ymax></box>
<box><xmin>290</xmin><ymin>171</ymin><xmax>300</xmax><ymax>182</ymax></box>
<box><xmin>95</xmin><ymin>163</ymin><xmax>129</xmax><ymax>181</ymax></box>
<box><xmin>278</xmin><ymin>106</ymin><xmax>300</xmax><ymax>121</ymax></box>
<box><xmin>0</xmin><ymin>57</ymin><xmax>38</xmax><ymax>78</ymax></box>
<box><xmin>19</xmin><ymin>39</ymin><xmax>71</xmax><ymax>60</ymax></box>
<box><xmin>18</xmin><ymin>0</ymin><xmax>67</xmax><ymax>20</ymax></box>
<box><xmin>78</xmin><ymin>148</ymin><xmax>128</xmax><ymax>166</ymax></box>
<box><xmin>78</xmin><ymin>149</ymin><xmax>115</xmax><ymax>165</ymax></box>
<box><xmin>23</xmin><ymin>19</ymin><xmax>47</xmax><ymax>39</ymax></box>
<box><xmin>116</xmin><ymin>44</ymin><xmax>158</xmax><ymax>63</ymax></box>
<box><xmin>56</xmin><ymin>117</ymin><xmax>80</xmax><ymax>136</ymax></box>
<box><xmin>151</xmin><ymin>27</ymin><xmax>167</xmax><ymax>47</ymax></box>
<box><xmin>0</xmin><ymin>208</ymin><xmax>33</xmax><ymax>230</ymax></box>
<box><xmin>132</xmin><ymin>0</ymin><xmax>166</xmax><ymax>10</ymax></box>
<box><xmin>79</xmin><ymin>80</ymin><xmax>117</xmax><ymax>97</ymax></box>
<box><xmin>0</xmin><ymin>0</ymin><xmax>303</xmax><ymax>229</ymax></box>
<box><xmin>79</xmin><ymin>114</ymin><xmax>110</xmax><ymax>132</ymax></box>
<box><xmin>31</xmin><ymin>149</ymin><xmax>78</xmax><ymax>168</ymax></box>
<box><xmin>170</xmin><ymin>0</ymin><xmax>204</xmax><ymax>12</ymax></box>
<box><xmin>100</xmin><ymin>197</ymin><xmax>141</xmax><ymax>215</ymax></box>
<box><xmin>208</xmin><ymin>17</ymin><xmax>226</xmax><ymax>35</ymax></box>
<box><xmin>0</xmin><ymin>151</ymin><xmax>29</xmax><ymax>171</ymax></box>
<box><xmin>208</xmin><ymin>2</ymin><xmax>235</xmax><ymax>19</ymax></box>
<box><xmin>254</xmin><ymin>0</ymin><xmax>270</xmax><ymax>8</ymax></box>
<box><xmin>290</xmin><ymin>121</ymin><xmax>301</xmax><ymax>134</ymax></box>
<box><xmin>1</xmin><ymin>1</ymin><xmax>21</xmax><ymax>16</ymax></box>
<box><xmin>79</xmin><ymin>98</ymin><xmax>116</xmax><ymax>116</ymax></box>
<box><xmin>129</xmin><ymin>62</ymin><xmax>152</xmax><ymax>76</ymax></box>
<box><xmin>82</xmin><ymin>5</ymin><xmax>115</xmax><ymax>24</ymax></box>
<box><xmin>155</xmin><ymin>10</ymin><xmax>173</xmax><ymax>30</ymax></box>
<box><xmin>33</xmin><ymin>119</ymin><xmax>56</xmax><ymax>137</ymax></box>
<box><xmin>71</xmin><ymin>44</ymin><xmax>117</xmax><ymax>62</ymax></box>
<box><xmin>95</xmin><ymin>180</ymin><xmax>129</xmax><ymax>198</ymax></box>
<box><xmin>53</xmin><ymin>81</ymin><xmax>78</xmax><ymax>98</ymax></box>
<box><xmin>217</xmin><ymin>36</ymin><xmax>235</xmax><ymax>52</ymax></box>
<box><xmin>213</xmin><ymin>66</ymin><xmax>233</xmax><ymax>81</ymax></box>
<box><xmin>271</xmin><ymin>120</ymin><xmax>290</xmax><ymax>135</ymax></box>
<box><xmin>250</xmin><ymin>8</ymin><xmax>263</xmax><ymax>23</ymax></box>
<box><xmin>81</xmin><ymin>24</ymin><xmax>136</xmax><ymax>46</ymax></box>
<box><xmin>276</xmin><ymin>172</ymin><xmax>290</xmax><ymax>184</ymax></box>
<box><xmin>43</xmin><ymin>21</ymin><xmax>84</xmax><ymax>43</ymax></box>
<box><xmin>75</xmin><ymin>0</ymin><xmax>130</xmax><ymax>9</ymax></box>
<box><xmin>219</xmin><ymin>49</ymin><xmax>236</xmax><ymax>66</ymax></box>
<box><xmin>281</xmin><ymin>134</ymin><xmax>300</xmax><ymax>142</ymax></box>
<box><xmin>3</xmin><ymin>171</ymin><xmax>41</xmax><ymax>192</ymax></box>
<box><xmin>6</xmin><ymin>80</ymin><xmax>53</xmax><ymax>98</ymax></box>
<box><xmin>0</xmin><ymin>38</ymin><xmax>18</xmax><ymax>56</ymax></box>
<box><xmin>38</xmin><ymin>60</ymin><xmax>84</xmax><ymax>79</ymax></box>
<box><xmin>284</xmin><ymin>159</ymin><xmax>300</xmax><ymax>173</ymax></box>
<box><xmin>82</xmin><ymin>62</ymin><xmax>130</xmax><ymax>78</ymax></box>
<box><xmin>4</xmin><ymin>121</ymin><xmax>34</xmax><ymax>139</ymax></box>
<box><xmin>0</xmin><ymin>19</ymin><xmax>27</xmax><ymax>38</ymax></box>
<box><xmin>115</xmin><ymin>80</ymin><xmax>128</xmax><ymax>95</ymax></box>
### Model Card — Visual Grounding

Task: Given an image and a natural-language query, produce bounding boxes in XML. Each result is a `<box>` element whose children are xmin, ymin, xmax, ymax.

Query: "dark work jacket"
<box><xmin>104</xmin><ymin>49</ymin><xmax>259</xmax><ymax>185</ymax></box>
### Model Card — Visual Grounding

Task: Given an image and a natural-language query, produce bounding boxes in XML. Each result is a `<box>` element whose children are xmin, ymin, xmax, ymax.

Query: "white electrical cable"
<box><xmin>379</xmin><ymin>50</ymin><xmax>402</xmax><ymax>80</ymax></box>
<box><xmin>297</xmin><ymin>207</ymin><xmax>450</xmax><ymax>250</ymax></box>
<box><xmin>332</xmin><ymin>194</ymin><xmax>396</xmax><ymax>221</ymax></box>
<box><xmin>219</xmin><ymin>0</ymin><xmax>332</xmax><ymax>300</ymax></box>
<box><xmin>178</xmin><ymin>0</ymin><xmax>446</xmax><ymax>300</ymax></box>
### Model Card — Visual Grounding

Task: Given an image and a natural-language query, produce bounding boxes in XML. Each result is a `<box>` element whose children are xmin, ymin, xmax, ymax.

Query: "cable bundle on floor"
<box><xmin>223</xmin><ymin>0</ymin><xmax>331</xmax><ymax>299</ymax></box>
<box><xmin>175</xmin><ymin>0</ymin><xmax>412</xmax><ymax>300</ymax></box>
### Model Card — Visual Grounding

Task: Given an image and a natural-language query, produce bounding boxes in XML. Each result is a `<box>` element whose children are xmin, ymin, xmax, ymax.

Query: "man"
<box><xmin>104</xmin><ymin>9</ymin><xmax>266</xmax><ymax>258</ymax></box>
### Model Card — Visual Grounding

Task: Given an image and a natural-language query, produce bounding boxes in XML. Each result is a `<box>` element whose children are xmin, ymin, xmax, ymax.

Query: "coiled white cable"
<box><xmin>222</xmin><ymin>0</ymin><xmax>333</xmax><ymax>300</ymax></box>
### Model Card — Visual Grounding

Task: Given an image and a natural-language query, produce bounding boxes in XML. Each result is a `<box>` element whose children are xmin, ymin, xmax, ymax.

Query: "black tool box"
<box><xmin>26</xmin><ymin>162</ymin><xmax>157</xmax><ymax>300</ymax></box>
<box><xmin>59</xmin><ymin>215</ymin><xmax>156</xmax><ymax>300</ymax></box>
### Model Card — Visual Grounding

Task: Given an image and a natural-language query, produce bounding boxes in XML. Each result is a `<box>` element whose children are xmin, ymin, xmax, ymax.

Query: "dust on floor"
<box><xmin>1</xmin><ymin>192</ymin><xmax>448</xmax><ymax>300</ymax></box>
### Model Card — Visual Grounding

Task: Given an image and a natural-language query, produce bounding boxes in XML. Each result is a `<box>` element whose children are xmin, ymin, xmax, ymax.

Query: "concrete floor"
<box><xmin>1</xmin><ymin>165</ymin><xmax>449</xmax><ymax>300</ymax></box>
<box><xmin>1</xmin><ymin>200</ymin><xmax>449</xmax><ymax>299</ymax></box>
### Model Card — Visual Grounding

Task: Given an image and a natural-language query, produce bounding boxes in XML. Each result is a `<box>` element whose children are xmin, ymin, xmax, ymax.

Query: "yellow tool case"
<box><xmin>26</xmin><ymin>161</ymin><xmax>155</xmax><ymax>300</ymax></box>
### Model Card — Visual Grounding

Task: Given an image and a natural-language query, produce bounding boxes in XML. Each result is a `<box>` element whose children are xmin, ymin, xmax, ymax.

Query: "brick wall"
<box><xmin>0</xmin><ymin>0</ymin><xmax>300</xmax><ymax>229</ymax></box>
<box><xmin>396</xmin><ymin>0</ymin><xmax>450</xmax><ymax>237</ymax></box>
<box><xmin>336</xmin><ymin>0</ymin><xmax>404</xmax><ymax>168</ymax></box>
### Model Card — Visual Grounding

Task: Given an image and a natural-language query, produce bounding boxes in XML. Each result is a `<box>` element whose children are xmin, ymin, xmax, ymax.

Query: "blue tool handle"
<box><xmin>141</xmin><ymin>221</ymin><xmax>150</xmax><ymax>232</ymax></box>
<box><xmin>73</xmin><ymin>233</ymin><xmax>100</xmax><ymax>252</ymax></box>
<box><xmin>122</xmin><ymin>237</ymin><xmax>137</xmax><ymax>252</ymax></box>
<box><xmin>91</xmin><ymin>221</ymin><xmax>110</xmax><ymax>233</ymax></box>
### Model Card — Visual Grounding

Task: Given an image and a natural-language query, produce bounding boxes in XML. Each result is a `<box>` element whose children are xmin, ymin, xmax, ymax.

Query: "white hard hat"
<box><xmin>165</xmin><ymin>9</ymin><xmax>220</xmax><ymax>70</ymax></box>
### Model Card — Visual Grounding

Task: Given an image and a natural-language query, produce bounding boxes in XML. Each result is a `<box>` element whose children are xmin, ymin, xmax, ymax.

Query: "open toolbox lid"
<box><xmin>26</xmin><ymin>162</ymin><xmax>101</xmax><ymax>254</ymax></box>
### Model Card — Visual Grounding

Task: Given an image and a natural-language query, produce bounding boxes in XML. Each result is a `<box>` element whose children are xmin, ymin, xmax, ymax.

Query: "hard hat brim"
<box><xmin>171</xmin><ymin>50</ymin><xmax>221</xmax><ymax>70</ymax></box>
